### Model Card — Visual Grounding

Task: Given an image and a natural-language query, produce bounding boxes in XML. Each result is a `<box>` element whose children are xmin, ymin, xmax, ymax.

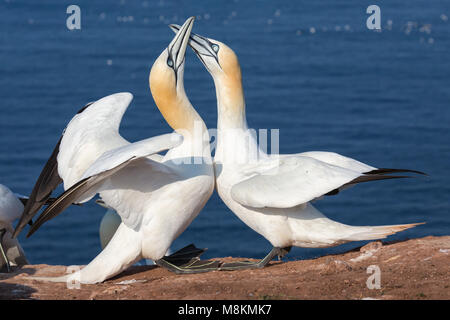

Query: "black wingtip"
<box><xmin>15</xmin><ymin>136</ymin><xmax>64</xmax><ymax>238</ymax></box>
<box><xmin>349</xmin><ymin>174</ymin><xmax>413</xmax><ymax>185</ymax></box>
<box><xmin>12</xmin><ymin>220</ymin><xmax>28</xmax><ymax>239</ymax></box>
<box><xmin>26</xmin><ymin>207</ymin><xmax>55</xmax><ymax>238</ymax></box>
<box><xmin>26</xmin><ymin>208</ymin><xmax>56</xmax><ymax>238</ymax></box>
<box><xmin>26</xmin><ymin>227</ymin><xmax>36</xmax><ymax>238</ymax></box>
<box><xmin>326</xmin><ymin>174</ymin><xmax>414</xmax><ymax>197</ymax></box>
<box><xmin>26</xmin><ymin>219</ymin><xmax>41</xmax><ymax>237</ymax></box>
<box><xmin>26</xmin><ymin>216</ymin><xmax>49</xmax><ymax>237</ymax></box>
<box><xmin>364</xmin><ymin>168</ymin><xmax>428</xmax><ymax>176</ymax></box>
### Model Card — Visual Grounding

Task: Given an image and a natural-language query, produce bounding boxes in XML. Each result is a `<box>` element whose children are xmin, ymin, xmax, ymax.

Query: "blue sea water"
<box><xmin>0</xmin><ymin>0</ymin><xmax>449</xmax><ymax>266</ymax></box>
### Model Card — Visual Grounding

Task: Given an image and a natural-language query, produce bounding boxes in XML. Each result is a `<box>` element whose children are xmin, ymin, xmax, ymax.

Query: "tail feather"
<box><xmin>345</xmin><ymin>222</ymin><xmax>425</xmax><ymax>241</ymax></box>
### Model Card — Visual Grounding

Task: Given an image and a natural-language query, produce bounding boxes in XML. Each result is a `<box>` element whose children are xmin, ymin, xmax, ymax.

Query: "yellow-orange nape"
<box><xmin>216</xmin><ymin>43</ymin><xmax>245</xmax><ymax>114</ymax></box>
<box><xmin>149</xmin><ymin>57</ymin><xmax>199</xmax><ymax>133</ymax></box>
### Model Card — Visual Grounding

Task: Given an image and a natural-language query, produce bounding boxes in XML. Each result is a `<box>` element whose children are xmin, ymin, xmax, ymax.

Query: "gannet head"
<box><xmin>168</xmin><ymin>25</ymin><xmax>244</xmax><ymax>110</ymax></box>
<box><xmin>149</xmin><ymin>17</ymin><xmax>196</xmax><ymax>131</ymax></box>
<box><xmin>170</xmin><ymin>24</ymin><xmax>241</xmax><ymax>80</ymax></box>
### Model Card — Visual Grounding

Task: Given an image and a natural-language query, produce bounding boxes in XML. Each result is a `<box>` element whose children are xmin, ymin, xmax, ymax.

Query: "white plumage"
<box><xmin>19</xmin><ymin>17</ymin><xmax>216</xmax><ymax>282</ymax></box>
<box><xmin>169</xmin><ymin>25</ymin><xmax>423</xmax><ymax>267</ymax></box>
<box><xmin>0</xmin><ymin>185</ymin><xmax>23</xmax><ymax>224</ymax></box>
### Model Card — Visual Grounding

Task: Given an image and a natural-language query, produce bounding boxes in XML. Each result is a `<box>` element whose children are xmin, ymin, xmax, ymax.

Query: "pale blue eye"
<box><xmin>167</xmin><ymin>58</ymin><xmax>174</xmax><ymax>67</ymax></box>
<box><xmin>212</xmin><ymin>44</ymin><xmax>219</xmax><ymax>52</ymax></box>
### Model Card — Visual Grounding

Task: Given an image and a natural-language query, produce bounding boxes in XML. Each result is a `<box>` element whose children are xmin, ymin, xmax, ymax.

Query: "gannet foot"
<box><xmin>0</xmin><ymin>229</ymin><xmax>11</xmax><ymax>273</ymax></box>
<box><xmin>218</xmin><ymin>246</ymin><xmax>292</xmax><ymax>271</ymax></box>
<box><xmin>156</xmin><ymin>243</ymin><xmax>221</xmax><ymax>274</ymax></box>
<box><xmin>155</xmin><ymin>257</ymin><xmax>221</xmax><ymax>274</ymax></box>
<box><xmin>164</xmin><ymin>243</ymin><xmax>207</xmax><ymax>264</ymax></box>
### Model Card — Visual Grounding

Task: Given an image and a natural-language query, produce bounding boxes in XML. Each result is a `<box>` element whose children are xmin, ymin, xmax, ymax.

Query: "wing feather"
<box><xmin>26</xmin><ymin>132</ymin><xmax>183</xmax><ymax>236</ymax></box>
<box><xmin>13</xmin><ymin>137</ymin><xmax>63</xmax><ymax>237</ymax></box>
<box><xmin>14</xmin><ymin>101</ymin><xmax>97</xmax><ymax>237</ymax></box>
<box><xmin>230</xmin><ymin>156</ymin><xmax>415</xmax><ymax>209</ymax></box>
<box><xmin>27</xmin><ymin>157</ymin><xmax>138</xmax><ymax>237</ymax></box>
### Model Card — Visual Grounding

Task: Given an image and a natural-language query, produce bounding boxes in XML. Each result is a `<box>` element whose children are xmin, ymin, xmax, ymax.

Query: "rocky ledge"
<box><xmin>0</xmin><ymin>236</ymin><xmax>449</xmax><ymax>300</ymax></box>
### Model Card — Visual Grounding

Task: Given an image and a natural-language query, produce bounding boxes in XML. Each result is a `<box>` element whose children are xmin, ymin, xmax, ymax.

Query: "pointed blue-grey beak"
<box><xmin>169</xmin><ymin>24</ymin><xmax>221</xmax><ymax>69</ymax></box>
<box><xmin>167</xmin><ymin>17</ymin><xmax>195</xmax><ymax>78</ymax></box>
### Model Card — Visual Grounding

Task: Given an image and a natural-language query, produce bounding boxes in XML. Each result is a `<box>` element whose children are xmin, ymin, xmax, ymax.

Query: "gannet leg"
<box><xmin>155</xmin><ymin>257</ymin><xmax>221</xmax><ymax>274</ymax></box>
<box><xmin>0</xmin><ymin>229</ymin><xmax>11</xmax><ymax>273</ymax></box>
<box><xmin>71</xmin><ymin>223</ymin><xmax>143</xmax><ymax>283</ymax></box>
<box><xmin>219</xmin><ymin>246</ymin><xmax>292</xmax><ymax>271</ymax></box>
<box><xmin>28</xmin><ymin>223</ymin><xmax>143</xmax><ymax>284</ymax></box>
<box><xmin>155</xmin><ymin>244</ymin><xmax>221</xmax><ymax>274</ymax></box>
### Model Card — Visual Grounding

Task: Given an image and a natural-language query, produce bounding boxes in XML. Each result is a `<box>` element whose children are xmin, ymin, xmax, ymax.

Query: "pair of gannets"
<box><xmin>12</xmin><ymin>17</ymin><xmax>423</xmax><ymax>282</ymax></box>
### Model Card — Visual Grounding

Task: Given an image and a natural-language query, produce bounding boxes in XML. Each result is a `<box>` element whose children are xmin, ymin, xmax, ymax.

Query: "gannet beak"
<box><xmin>169</xmin><ymin>24</ymin><xmax>220</xmax><ymax>68</ymax></box>
<box><xmin>167</xmin><ymin>17</ymin><xmax>195</xmax><ymax>76</ymax></box>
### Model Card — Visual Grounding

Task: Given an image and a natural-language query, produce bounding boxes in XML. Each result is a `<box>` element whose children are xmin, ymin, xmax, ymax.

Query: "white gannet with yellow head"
<box><xmin>170</xmin><ymin>25</ymin><xmax>425</xmax><ymax>269</ymax></box>
<box><xmin>15</xmin><ymin>17</ymin><xmax>216</xmax><ymax>283</ymax></box>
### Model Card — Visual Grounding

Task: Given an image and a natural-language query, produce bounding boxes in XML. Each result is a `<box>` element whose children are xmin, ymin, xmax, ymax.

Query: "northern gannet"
<box><xmin>0</xmin><ymin>184</ymin><xmax>28</xmax><ymax>272</ymax></box>
<box><xmin>15</xmin><ymin>17</ymin><xmax>217</xmax><ymax>283</ymax></box>
<box><xmin>170</xmin><ymin>25</ymin><xmax>425</xmax><ymax>270</ymax></box>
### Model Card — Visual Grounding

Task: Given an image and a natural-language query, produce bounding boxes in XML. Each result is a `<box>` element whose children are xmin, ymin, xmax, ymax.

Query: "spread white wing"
<box><xmin>58</xmin><ymin>92</ymin><xmax>134</xmax><ymax>189</ymax></box>
<box><xmin>14</xmin><ymin>93</ymin><xmax>135</xmax><ymax>237</ymax></box>
<box><xmin>27</xmin><ymin>133</ymin><xmax>183</xmax><ymax>236</ymax></box>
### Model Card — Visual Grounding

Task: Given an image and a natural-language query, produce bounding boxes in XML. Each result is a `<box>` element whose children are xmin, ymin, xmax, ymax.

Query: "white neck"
<box><xmin>213</xmin><ymin>77</ymin><xmax>264</xmax><ymax>164</ymax></box>
<box><xmin>166</xmin><ymin>119</ymin><xmax>212</xmax><ymax>161</ymax></box>
<box><xmin>215</xmin><ymin>77</ymin><xmax>248</xmax><ymax>131</ymax></box>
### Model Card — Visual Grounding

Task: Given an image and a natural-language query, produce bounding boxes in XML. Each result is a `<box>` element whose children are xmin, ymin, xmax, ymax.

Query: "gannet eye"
<box><xmin>211</xmin><ymin>44</ymin><xmax>219</xmax><ymax>53</ymax></box>
<box><xmin>167</xmin><ymin>58</ymin><xmax>174</xmax><ymax>68</ymax></box>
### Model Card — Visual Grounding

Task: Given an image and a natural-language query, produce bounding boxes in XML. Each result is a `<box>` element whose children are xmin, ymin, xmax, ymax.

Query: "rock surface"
<box><xmin>0</xmin><ymin>236</ymin><xmax>449</xmax><ymax>300</ymax></box>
